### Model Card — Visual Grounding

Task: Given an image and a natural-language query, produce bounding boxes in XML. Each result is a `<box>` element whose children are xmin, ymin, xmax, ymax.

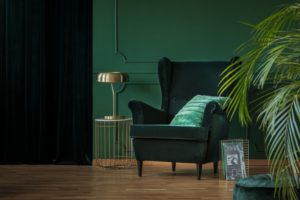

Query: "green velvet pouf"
<box><xmin>233</xmin><ymin>174</ymin><xmax>300</xmax><ymax>200</ymax></box>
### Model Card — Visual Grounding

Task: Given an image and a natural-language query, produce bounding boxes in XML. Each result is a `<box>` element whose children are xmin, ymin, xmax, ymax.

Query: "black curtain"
<box><xmin>0</xmin><ymin>0</ymin><xmax>92</xmax><ymax>164</ymax></box>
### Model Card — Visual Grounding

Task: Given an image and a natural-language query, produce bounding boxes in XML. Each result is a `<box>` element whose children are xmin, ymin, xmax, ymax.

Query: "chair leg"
<box><xmin>213</xmin><ymin>161</ymin><xmax>218</xmax><ymax>174</ymax></box>
<box><xmin>196</xmin><ymin>163</ymin><xmax>202</xmax><ymax>180</ymax></box>
<box><xmin>137</xmin><ymin>160</ymin><xmax>143</xmax><ymax>177</ymax></box>
<box><xmin>172</xmin><ymin>162</ymin><xmax>176</xmax><ymax>172</ymax></box>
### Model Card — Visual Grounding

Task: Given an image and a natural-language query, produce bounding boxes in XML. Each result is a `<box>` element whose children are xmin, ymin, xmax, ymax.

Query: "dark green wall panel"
<box><xmin>117</xmin><ymin>0</ymin><xmax>276</xmax><ymax>62</ymax></box>
<box><xmin>93</xmin><ymin>0</ymin><xmax>293</xmax><ymax>159</ymax></box>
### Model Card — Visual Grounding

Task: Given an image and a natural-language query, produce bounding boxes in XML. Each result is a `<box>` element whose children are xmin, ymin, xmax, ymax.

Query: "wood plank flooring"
<box><xmin>0</xmin><ymin>160</ymin><xmax>269</xmax><ymax>200</ymax></box>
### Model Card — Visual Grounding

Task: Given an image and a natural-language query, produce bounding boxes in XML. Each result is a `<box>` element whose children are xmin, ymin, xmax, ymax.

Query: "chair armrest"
<box><xmin>202</xmin><ymin>102</ymin><xmax>230</xmax><ymax>163</ymax></box>
<box><xmin>202</xmin><ymin>101</ymin><xmax>225</xmax><ymax>127</ymax></box>
<box><xmin>128</xmin><ymin>100</ymin><xmax>170</xmax><ymax>124</ymax></box>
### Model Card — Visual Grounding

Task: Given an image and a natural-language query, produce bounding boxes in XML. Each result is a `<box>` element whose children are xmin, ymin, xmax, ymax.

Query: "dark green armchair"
<box><xmin>128</xmin><ymin>57</ymin><xmax>235</xmax><ymax>179</ymax></box>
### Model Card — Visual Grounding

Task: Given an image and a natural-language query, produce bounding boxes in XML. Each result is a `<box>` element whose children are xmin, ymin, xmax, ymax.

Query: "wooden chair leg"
<box><xmin>213</xmin><ymin>161</ymin><xmax>218</xmax><ymax>174</ymax></box>
<box><xmin>196</xmin><ymin>163</ymin><xmax>202</xmax><ymax>180</ymax></box>
<box><xmin>172</xmin><ymin>162</ymin><xmax>176</xmax><ymax>172</ymax></box>
<box><xmin>137</xmin><ymin>160</ymin><xmax>143</xmax><ymax>177</ymax></box>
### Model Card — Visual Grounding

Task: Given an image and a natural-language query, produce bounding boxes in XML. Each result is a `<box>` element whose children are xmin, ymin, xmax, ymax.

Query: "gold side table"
<box><xmin>93</xmin><ymin>118</ymin><xmax>135</xmax><ymax>168</ymax></box>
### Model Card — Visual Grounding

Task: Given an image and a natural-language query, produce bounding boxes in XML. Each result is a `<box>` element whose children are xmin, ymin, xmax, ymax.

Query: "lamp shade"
<box><xmin>97</xmin><ymin>72</ymin><xmax>128</xmax><ymax>83</ymax></box>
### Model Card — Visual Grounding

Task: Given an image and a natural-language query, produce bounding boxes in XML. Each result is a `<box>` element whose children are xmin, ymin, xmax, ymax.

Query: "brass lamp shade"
<box><xmin>97</xmin><ymin>72</ymin><xmax>128</xmax><ymax>83</ymax></box>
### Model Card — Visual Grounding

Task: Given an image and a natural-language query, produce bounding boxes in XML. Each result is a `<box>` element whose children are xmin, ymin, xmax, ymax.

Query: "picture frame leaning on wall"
<box><xmin>221</xmin><ymin>140</ymin><xmax>247</xmax><ymax>180</ymax></box>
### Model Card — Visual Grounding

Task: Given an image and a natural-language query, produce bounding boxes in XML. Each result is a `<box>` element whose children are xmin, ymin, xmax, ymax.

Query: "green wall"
<box><xmin>93</xmin><ymin>0</ymin><xmax>292</xmax><ymax>159</ymax></box>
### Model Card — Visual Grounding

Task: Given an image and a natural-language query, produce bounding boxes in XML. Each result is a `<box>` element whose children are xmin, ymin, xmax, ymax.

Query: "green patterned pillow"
<box><xmin>170</xmin><ymin>95</ymin><xmax>227</xmax><ymax>127</ymax></box>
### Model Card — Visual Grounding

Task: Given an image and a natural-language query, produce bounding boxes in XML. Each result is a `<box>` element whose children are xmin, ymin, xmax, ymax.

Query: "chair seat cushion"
<box><xmin>130</xmin><ymin>125</ymin><xmax>208</xmax><ymax>141</ymax></box>
<box><xmin>170</xmin><ymin>95</ymin><xmax>227</xmax><ymax>127</ymax></box>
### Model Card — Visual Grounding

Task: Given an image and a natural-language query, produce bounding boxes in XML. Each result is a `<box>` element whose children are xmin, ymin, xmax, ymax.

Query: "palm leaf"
<box><xmin>261</xmin><ymin>88</ymin><xmax>300</xmax><ymax>199</ymax></box>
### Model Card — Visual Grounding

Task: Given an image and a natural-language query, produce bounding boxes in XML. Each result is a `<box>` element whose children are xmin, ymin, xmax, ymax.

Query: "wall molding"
<box><xmin>114</xmin><ymin>0</ymin><xmax>157</xmax><ymax>64</ymax></box>
<box><xmin>113</xmin><ymin>0</ymin><xmax>210</xmax><ymax>64</ymax></box>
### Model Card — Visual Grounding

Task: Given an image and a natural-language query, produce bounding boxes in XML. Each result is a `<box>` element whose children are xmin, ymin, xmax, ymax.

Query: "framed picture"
<box><xmin>221</xmin><ymin>140</ymin><xmax>247</xmax><ymax>180</ymax></box>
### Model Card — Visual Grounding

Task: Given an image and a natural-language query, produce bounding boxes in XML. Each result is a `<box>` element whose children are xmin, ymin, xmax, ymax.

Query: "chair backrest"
<box><xmin>158</xmin><ymin>57</ymin><xmax>232</xmax><ymax>116</ymax></box>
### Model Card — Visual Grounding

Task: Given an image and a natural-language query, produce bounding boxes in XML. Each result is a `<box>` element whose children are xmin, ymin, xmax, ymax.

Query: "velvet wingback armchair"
<box><xmin>128</xmin><ymin>57</ymin><xmax>235</xmax><ymax>179</ymax></box>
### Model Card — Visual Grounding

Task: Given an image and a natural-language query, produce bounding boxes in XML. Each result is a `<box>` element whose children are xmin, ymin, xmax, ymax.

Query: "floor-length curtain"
<box><xmin>46</xmin><ymin>0</ymin><xmax>92</xmax><ymax>164</ymax></box>
<box><xmin>0</xmin><ymin>0</ymin><xmax>92</xmax><ymax>164</ymax></box>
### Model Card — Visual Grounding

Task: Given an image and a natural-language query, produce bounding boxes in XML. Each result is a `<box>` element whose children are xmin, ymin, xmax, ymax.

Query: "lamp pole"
<box><xmin>111</xmin><ymin>83</ymin><xmax>116</xmax><ymax>117</ymax></box>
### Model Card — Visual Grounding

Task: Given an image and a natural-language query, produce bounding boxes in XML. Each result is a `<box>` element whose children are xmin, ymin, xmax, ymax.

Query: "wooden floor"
<box><xmin>0</xmin><ymin>160</ymin><xmax>268</xmax><ymax>200</ymax></box>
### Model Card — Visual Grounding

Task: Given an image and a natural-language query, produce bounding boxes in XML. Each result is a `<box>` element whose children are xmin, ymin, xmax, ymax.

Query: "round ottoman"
<box><xmin>233</xmin><ymin>174</ymin><xmax>299</xmax><ymax>200</ymax></box>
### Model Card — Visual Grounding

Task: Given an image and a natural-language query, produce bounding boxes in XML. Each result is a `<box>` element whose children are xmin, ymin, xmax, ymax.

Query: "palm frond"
<box><xmin>261</xmin><ymin>88</ymin><xmax>300</xmax><ymax>200</ymax></box>
<box><xmin>218</xmin><ymin>3</ymin><xmax>300</xmax><ymax>200</ymax></box>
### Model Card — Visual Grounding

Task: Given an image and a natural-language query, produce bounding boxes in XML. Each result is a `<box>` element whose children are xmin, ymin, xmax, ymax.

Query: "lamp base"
<box><xmin>104</xmin><ymin>115</ymin><xmax>127</xmax><ymax>120</ymax></box>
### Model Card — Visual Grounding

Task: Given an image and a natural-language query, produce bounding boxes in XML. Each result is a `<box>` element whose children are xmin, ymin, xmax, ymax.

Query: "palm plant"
<box><xmin>219</xmin><ymin>3</ymin><xmax>300</xmax><ymax>200</ymax></box>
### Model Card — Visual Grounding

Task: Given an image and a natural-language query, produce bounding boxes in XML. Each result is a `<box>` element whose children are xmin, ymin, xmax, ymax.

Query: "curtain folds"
<box><xmin>0</xmin><ymin>0</ymin><xmax>92</xmax><ymax>164</ymax></box>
